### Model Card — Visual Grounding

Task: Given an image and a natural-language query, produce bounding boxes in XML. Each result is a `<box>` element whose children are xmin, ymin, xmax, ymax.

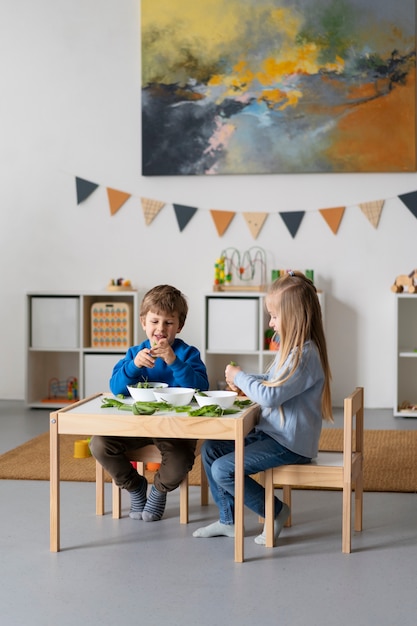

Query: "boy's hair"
<box><xmin>140</xmin><ymin>285</ymin><xmax>188</xmax><ymax>328</ymax></box>
<box><xmin>265</xmin><ymin>271</ymin><xmax>333</xmax><ymax>422</ymax></box>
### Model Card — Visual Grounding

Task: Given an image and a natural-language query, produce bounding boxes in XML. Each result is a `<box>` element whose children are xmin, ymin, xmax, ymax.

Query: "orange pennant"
<box><xmin>358</xmin><ymin>200</ymin><xmax>384</xmax><ymax>228</ymax></box>
<box><xmin>319</xmin><ymin>207</ymin><xmax>345</xmax><ymax>234</ymax></box>
<box><xmin>210</xmin><ymin>210</ymin><xmax>236</xmax><ymax>236</ymax></box>
<box><xmin>106</xmin><ymin>188</ymin><xmax>131</xmax><ymax>215</ymax></box>
<box><xmin>141</xmin><ymin>197</ymin><xmax>166</xmax><ymax>225</ymax></box>
<box><xmin>243</xmin><ymin>212</ymin><xmax>268</xmax><ymax>239</ymax></box>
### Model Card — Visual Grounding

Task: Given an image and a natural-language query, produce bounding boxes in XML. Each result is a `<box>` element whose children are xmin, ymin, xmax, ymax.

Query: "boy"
<box><xmin>90</xmin><ymin>285</ymin><xmax>209</xmax><ymax>522</ymax></box>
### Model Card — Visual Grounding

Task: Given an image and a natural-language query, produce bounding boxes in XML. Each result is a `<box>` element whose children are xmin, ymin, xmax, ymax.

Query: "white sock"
<box><xmin>193</xmin><ymin>521</ymin><xmax>235</xmax><ymax>538</ymax></box>
<box><xmin>254</xmin><ymin>502</ymin><xmax>290</xmax><ymax>545</ymax></box>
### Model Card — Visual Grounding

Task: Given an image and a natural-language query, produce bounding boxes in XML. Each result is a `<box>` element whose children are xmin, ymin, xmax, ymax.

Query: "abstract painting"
<box><xmin>141</xmin><ymin>0</ymin><xmax>416</xmax><ymax>175</ymax></box>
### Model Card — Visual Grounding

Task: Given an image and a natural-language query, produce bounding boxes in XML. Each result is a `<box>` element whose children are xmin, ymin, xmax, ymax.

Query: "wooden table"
<box><xmin>50</xmin><ymin>393</ymin><xmax>259</xmax><ymax>562</ymax></box>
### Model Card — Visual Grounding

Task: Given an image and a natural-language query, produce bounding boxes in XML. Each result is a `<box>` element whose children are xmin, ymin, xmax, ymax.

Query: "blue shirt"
<box><xmin>110</xmin><ymin>338</ymin><xmax>209</xmax><ymax>396</ymax></box>
<box><xmin>234</xmin><ymin>340</ymin><xmax>325</xmax><ymax>458</ymax></box>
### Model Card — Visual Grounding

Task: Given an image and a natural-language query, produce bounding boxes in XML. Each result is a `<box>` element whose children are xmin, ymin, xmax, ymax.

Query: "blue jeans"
<box><xmin>201</xmin><ymin>430</ymin><xmax>311</xmax><ymax>525</ymax></box>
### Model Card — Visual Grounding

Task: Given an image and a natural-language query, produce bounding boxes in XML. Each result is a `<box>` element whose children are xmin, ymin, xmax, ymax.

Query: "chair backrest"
<box><xmin>270</xmin><ymin>387</ymin><xmax>364</xmax><ymax>489</ymax></box>
<box><xmin>264</xmin><ymin>387</ymin><xmax>364</xmax><ymax>553</ymax></box>
<box><xmin>342</xmin><ymin>386</ymin><xmax>364</xmax><ymax>482</ymax></box>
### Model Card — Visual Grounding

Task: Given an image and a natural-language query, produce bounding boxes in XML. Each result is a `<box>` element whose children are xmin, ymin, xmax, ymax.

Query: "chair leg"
<box><xmin>354</xmin><ymin>475</ymin><xmax>364</xmax><ymax>533</ymax></box>
<box><xmin>258</xmin><ymin>471</ymin><xmax>265</xmax><ymax>523</ymax></box>
<box><xmin>112</xmin><ymin>481</ymin><xmax>122</xmax><ymax>519</ymax></box>
<box><xmin>200</xmin><ymin>458</ymin><xmax>209</xmax><ymax>506</ymax></box>
<box><xmin>282</xmin><ymin>485</ymin><xmax>292</xmax><ymax>527</ymax></box>
<box><xmin>96</xmin><ymin>461</ymin><xmax>105</xmax><ymax>516</ymax></box>
<box><xmin>265</xmin><ymin>469</ymin><xmax>275</xmax><ymax>547</ymax></box>
<box><xmin>179</xmin><ymin>474</ymin><xmax>189</xmax><ymax>524</ymax></box>
<box><xmin>342</xmin><ymin>484</ymin><xmax>352</xmax><ymax>554</ymax></box>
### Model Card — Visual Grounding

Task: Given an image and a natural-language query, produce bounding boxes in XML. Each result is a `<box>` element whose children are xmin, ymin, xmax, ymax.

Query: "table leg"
<box><xmin>234</xmin><ymin>422</ymin><xmax>244</xmax><ymax>563</ymax></box>
<box><xmin>50</xmin><ymin>415</ymin><xmax>60</xmax><ymax>552</ymax></box>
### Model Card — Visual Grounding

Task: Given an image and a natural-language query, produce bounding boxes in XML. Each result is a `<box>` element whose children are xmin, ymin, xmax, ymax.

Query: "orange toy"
<box><xmin>146</xmin><ymin>462</ymin><xmax>161</xmax><ymax>471</ymax></box>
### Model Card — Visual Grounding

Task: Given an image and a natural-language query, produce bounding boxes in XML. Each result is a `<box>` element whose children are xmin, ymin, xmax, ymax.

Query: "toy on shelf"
<box><xmin>213</xmin><ymin>247</ymin><xmax>266</xmax><ymax>292</ymax></box>
<box><xmin>91</xmin><ymin>301</ymin><xmax>132</xmax><ymax>348</ymax></box>
<box><xmin>107</xmin><ymin>278</ymin><xmax>135</xmax><ymax>292</ymax></box>
<box><xmin>43</xmin><ymin>376</ymin><xmax>78</xmax><ymax>404</ymax></box>
<box><xmin>391</xmin><ymin>270</ymin><xmax>417</xmax><ymax>293</ymax></box>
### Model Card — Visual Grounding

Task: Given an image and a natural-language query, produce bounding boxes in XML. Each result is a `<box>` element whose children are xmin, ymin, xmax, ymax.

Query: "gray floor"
<box><xmin>0</xmin><ymin>400</ymin><xmax>416</xmax><ymax>626</ymax></box>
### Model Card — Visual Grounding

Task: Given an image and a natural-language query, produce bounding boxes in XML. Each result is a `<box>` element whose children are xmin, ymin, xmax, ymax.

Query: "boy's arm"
<box><xmin>109</xmin><ymin>345</ymin><xmax>150</xmax><ymax>395</ymax></box>
<box><xmin>169</xmin><ymin>344</ymin><xmax>209</xmax><ymax>391</ymax></box>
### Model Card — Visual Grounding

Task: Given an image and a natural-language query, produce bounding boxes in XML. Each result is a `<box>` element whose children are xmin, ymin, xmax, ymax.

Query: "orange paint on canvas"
<box><xmin>326</xmin><ymin>69</ymin><xmax>416</xmax><ymax>172</ymax></box>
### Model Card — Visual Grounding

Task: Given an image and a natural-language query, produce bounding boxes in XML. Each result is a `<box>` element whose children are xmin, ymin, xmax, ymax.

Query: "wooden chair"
<box><xmin>263</xmin><ymin>387</ymin><xmax>364</xmax><ymax>553</ymax></box>
<box><xmin>95</xmin><ymin>440</ymin><xmax>208</xmax><ymax>524</ymax></box>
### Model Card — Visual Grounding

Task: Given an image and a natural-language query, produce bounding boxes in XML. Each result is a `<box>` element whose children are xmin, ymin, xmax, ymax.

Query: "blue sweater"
<box><xmin>234</xmin><ymin>341</ymin><xmax>325</xmax><ymax>459</ymax></box>
<box><xmin>109</xmin><ymin>338</ymin><xmax>209</xmax><ymax>396</ymax></box>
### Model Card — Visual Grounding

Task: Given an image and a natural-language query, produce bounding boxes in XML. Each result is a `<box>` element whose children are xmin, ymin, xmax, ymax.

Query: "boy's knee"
<box><xmin>89</xmin><ymin>435</ymin><xmax>105</xmax><ymax>458</ymax></box>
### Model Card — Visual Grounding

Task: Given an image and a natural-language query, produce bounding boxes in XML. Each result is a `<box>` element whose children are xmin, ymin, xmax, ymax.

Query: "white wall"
<box><xmin>1</xmin><ymin>0</ymin><xmax>416</xmax><ymax>407</ymax></box>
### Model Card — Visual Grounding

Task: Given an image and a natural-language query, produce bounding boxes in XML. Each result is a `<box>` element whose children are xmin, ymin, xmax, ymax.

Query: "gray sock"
<box><xmin>128</xmin><ymin>477</ymin><xmax>148</xmax><ymax>520</ymax></box>
<box><xmin>142</xmin><ymin>485</ymin><xmax>167</xmax><ymax>522</ymax></box>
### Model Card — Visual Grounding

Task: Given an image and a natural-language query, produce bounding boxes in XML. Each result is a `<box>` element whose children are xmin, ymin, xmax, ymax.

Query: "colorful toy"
<box><xmin>45</xmin><ymin>376</ymin><xmax>78</xmax><ymax>403</ymax></box>
<box><xmin>213</xmin><ymin>247</ymin><xmax>266</xmax><ymax>291</ymax></box>
<box><xmin>391</xmin><ymin>270</ymin><xmax>417</xmax><ymax>293</ymax></box>
<box><xmin>107</xmin><ymin>278</ymin><xmax>134</xmax><ymax>291</ymax></box>
<box><xmin>91</xmin><ymin>301</ymin><xmax>132</xmax><ymax>348</ymax></box>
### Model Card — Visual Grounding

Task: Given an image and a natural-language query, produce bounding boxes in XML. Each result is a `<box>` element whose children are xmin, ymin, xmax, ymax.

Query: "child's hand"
<box><xmin>225</xmin><ymin>363</ymin><xmax>241</xmax><ymax>392</ymax></box>
<box><xmin>134</xmin><ymin>348</ymin><xmax>156</xmax><ymax>369</ymax></box>
<box><xmin>149</xmin><ymin>338</ymin><xmax>176</xmax><ymax>365</ymax></box>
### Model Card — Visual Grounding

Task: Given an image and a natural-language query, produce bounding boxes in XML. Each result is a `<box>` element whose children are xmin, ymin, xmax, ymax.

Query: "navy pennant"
<box><xmin>398</xmin><ymin>191</ymin><xmax>417</xmax><ymax>219</ymax></box>
<box><xmin>173</xmin><ymin>203</ymin><xmax>198</xmax><ymax>232</ymax></box>
<box><xmin>279</xmin><ymin>211</ymin><xmax>305</xmax><ymax>238</ymax></box>
<box><xmin>76</xmin><ymin>177</ymin><xmax>99</xmax><ymax>204</ymax></box>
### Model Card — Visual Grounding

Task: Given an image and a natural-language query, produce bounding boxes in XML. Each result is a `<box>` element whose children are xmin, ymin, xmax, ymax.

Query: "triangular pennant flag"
<box><xmin>358</xmin><ymin>200</ymin><xmax>384</xmax><ymax>228</ymax></box>
<box><xmin>279</xmin><ymin>211</ymin><xmax>305</xmax><ymax>238</ymax></box>
<box><xmin>210</xmin><ymin>210</ymin><xmax>236</xmax><ymax>236</ymax></box>
<box><xmin>106</xmin><ymin>188</ymin><xmax>131</xmax><ymax>216</ymax></box>
<box><xmin>242</xmin><ymin>212</ymin><xmax>268</xmax><ymax>239</ymax></box>
<box><xmin>398</xmin><ymin>190</ymin><xmax>417</xmax><ymax>218</ymax></box>
<box><xmin>173</xmin><ymin>204</ymin><xmax>198</xmax><ymax>232</ymax></box>
<box><xmin>319</xmin><ymin>207</ymin><xmax>345</xmax><ymax>234</ymax></box>
<box><xmin>75</xmin><ymin>177</ymin><xmax>99</xmax><ymax>204</ymax></box>
<box><xmin>140</xmin><ymin>197</ymin><xmax>166</xmax><ymax>225</ymax></box>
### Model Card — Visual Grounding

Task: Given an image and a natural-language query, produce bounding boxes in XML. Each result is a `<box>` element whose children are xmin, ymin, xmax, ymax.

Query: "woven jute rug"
<box><xmin>0</xmin><ymin>429</ymin><xmax>416</xmax><ymax>492</ymax></box>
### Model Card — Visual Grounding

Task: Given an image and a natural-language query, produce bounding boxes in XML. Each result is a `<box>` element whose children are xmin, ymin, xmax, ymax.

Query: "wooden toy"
<box><xmin>391</xmin><ymin>269</ymin><xmax>417</xmax><ymax>293</ymax></box>
<box><xmin>107</xmin><ymin>278</ymin><xmax>134</xmax><ymax>291</ymax></box>
<box><xmin>213</xmin><ymin>247</ymin><xmax>267</xmax><ymax>291</ymax></box>
<box><xmin>91</xmin><ymin>301</ymin><xmax>132</xmax><ymax>348</ymax></box>
<box><xmin>43</xmin><ymin>376</ymin><xmax>78</xmax><ymax>404</ymax></box>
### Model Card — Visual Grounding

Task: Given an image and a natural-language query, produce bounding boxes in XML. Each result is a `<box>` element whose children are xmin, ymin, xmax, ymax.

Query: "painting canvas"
<box><xmin>141</xmin><ymin>0</ymin><xmax>416</xmax><ymax>175</ymax></box>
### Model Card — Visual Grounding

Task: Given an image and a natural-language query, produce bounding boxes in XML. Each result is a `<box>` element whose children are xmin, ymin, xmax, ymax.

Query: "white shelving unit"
<box><xmin>26</xmin><ymin>291</ymin><xmax>141</xmax><ymax>408</ymax></box>
<box><xmin>394</xmin><ymin>293</ymin><xmax>417</xmax><ymax>417</ymax></box>
<box><xmin>202</xmin><ymin>291</ymin><xmax>325</xmax><ymax>389</ymax></box>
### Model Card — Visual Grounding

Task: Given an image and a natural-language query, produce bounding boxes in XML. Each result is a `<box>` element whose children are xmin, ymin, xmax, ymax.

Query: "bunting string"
<box><xmin>75</xmin><ymin>176</ymin><xmax>417</xmax><ymax>240</ymax></box>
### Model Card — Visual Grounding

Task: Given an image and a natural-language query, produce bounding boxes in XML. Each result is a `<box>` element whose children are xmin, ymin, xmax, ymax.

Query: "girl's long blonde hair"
<box><xmin>264</xmin><ymin>271</ymin><xmax>333</xmax><ymax>422</ymax></box>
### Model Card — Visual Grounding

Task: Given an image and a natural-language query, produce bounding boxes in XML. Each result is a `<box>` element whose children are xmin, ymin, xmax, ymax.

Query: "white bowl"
<box><xmin>127</xmin><ymin>382</ymin><xmax>168</xmax><ymax>402</ymax></box>
<box><xmin>194</xmin><ymin>390</ymin><xmax>238</xmax><ymax>409</ymax></box>
<box><xmin>153</xmin><ymin>387</ymin><xmax>195</xmax><ymax>406</ymax></box>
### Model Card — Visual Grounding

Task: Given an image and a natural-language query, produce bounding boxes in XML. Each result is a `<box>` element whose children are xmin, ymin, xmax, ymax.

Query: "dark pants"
<box><xmin>89</xmin><ymin>436</ymin><xmax>197</xmax><ymax>493</ymax></box>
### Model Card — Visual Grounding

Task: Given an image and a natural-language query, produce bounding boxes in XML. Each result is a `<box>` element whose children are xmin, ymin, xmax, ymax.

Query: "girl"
<box><xmin>193</xmin><ymin>271</ymin><xmax>332</xmax><ymax>545</ymax></box>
